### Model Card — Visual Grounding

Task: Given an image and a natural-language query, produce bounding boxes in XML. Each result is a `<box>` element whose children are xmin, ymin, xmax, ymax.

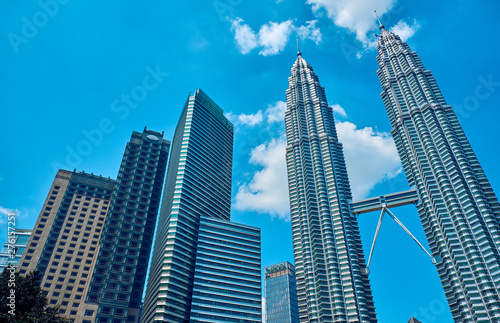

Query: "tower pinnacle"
<box><xmin>296</xmin><ymin>36</ymin><xmax>301</xmax><ymax>56</ymax></box>
<box><xmin>374</xmin><ymin>10</ymin><xmax>385</xmax><ymax>30</ymax></box>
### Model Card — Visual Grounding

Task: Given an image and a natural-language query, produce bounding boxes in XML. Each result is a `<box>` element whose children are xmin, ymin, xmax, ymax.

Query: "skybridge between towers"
<box><xmin>350</xmin><ymin>189</ymin><xmax>440</xmax><ymax>274</ymax></box>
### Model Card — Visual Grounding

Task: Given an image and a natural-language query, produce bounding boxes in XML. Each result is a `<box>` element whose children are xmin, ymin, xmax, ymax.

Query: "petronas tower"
<box><xmin>376</xmin><ymin>21</ymin><xmax>500</xmax><ymax>321</ymax></box>
<box><xmin>285</xmin><ymin>48</ymin><xmax>377</xmax><ymax>322</ymax></box>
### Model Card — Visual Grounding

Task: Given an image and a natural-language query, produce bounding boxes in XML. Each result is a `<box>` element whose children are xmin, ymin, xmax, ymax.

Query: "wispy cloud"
<box><xmin>259</xmin><ymin>20</ymin><xmax>294</xmax><ymax>56</ymax></box>
<box><xmin>336</xmin><ymin>121</ymin><xmax>402</xmax><ymax>199</ymax></box>
<box><xmin>231</xmin><ymin>101</ymin><xmax>402</xmax><ymax>218</ymax></box>
<box><xmin>226</xmin><ymin>110</ymin><xmax>264</xmax><ymax>127</ymax></box>
<box><xmin>307</xmin><ymin>0</ymin><xmax>395</xmax><ymax>44</ymax></box>
<box><xmin>390</xmin><ymin>19</ymin><xmax>420</xmax><ymax>42</ymax></box>
<box><xmin>234</xmin><ymin>137</ymin><xmax>290</xmax><ymax>219</ymax></box>
<box><xmin>295</xmin><ymin>20</ymin><xmax>322</xmax><ymax>44</ymax></box>
<box><xmin>230</xmin><ymin>18</ymin><xmax>323</xmax><ymax>56</ymax></box>
<box><xmin>331</xmin><ymin>103</ymin><xmax>347</xmax><ymax>117</ymax></box>
<box><xmin>266</xmin><ymin>101</ymin><xmax>286</xmax><ymax>123</ymax></box>
<box><xmin>231</xmin><ymin>18</ymin><xmax>259</xmax><ymax>54</ymax></box>
<box><xmin>226</xmin><ymin>101</ymin><xmax>287</xmax><ymax>127</ymax></box>
<box><xmin>0</xmin><ymin>206</ymin><xmax>17</xmax><ymax>224</ymax></box>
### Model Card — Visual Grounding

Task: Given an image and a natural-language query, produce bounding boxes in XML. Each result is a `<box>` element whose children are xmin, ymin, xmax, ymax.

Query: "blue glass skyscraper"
<box><xmin>265</xmin><ymin>261</ymin><xmax>299</xmax><ymax>323</ymax></box>
<box><xmin>190</xmin><ymin>216</ymin><xmax>261</xmax><ymax>322</ymax></box>
<box><xmin>142</xmin><ymin>89</ymin><xmax>235</xmax><ymax>322</ymax></box>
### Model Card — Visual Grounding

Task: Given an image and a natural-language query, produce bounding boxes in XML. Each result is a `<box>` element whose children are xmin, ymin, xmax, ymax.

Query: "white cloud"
<box><xmin>294</xmin><ymin>20</ymin><xmax>322</xmax><ymax>44</ymax></box>
<box><xmin>331</xmin><ymin>103</ymin><xmax>347</xmax><ymax>117</ymax></box>
<box><xmin>230</xmin><ymin>18</ymin><xmax>323</xmax><ymax>55</ymax></box>
<box><xmin>233</xmin><ymin>122</ymin><xmax>401</xmax><ymax>218</ymax></box>
<box><xmin>231</xmin><ymin>18</ymin><xmax>258</xmax><ymax>54</ymax></box>
<box><xmin>306</xmin><ymin>0</ymin><xmax>395</xmax><ymax>44</ymax></box>
<box><xmin>232</xmin><ymin>104</ymin><xmax>402</xmax><ymax>219</ymax></box>
<box><xmin>336</xmin><ymin>121</ymin><xmax>402</xmax><ymax>199</ymax></box>
<box><xmin>234</xmin><ymin>137</ymin><xmax>290</xmax><ymax>219</ymax></box>
<box><xmin>262</xmin><ymin>297</ymin><xmax>266</xmax><ymax>322</ymax></box>
<box><xmin>390</xmin><ymin>19</ymin><xmax>420</xmax><ymax>42</ymax></box>
<box><xmin>258</xmin><ymin>20</ymin><xmax>294</xmax><ymax>56</ymax></box>
<box><xmin>0</xmin><ymin>206</ymin><xmax>17</xmax><ymax>224</ymax></box>
<box><xmin>266</xmin><ymin>101</ymin><xmax>286</xmax><ymax>123</ymax></box>
<box><xmin>226</xmin><ymin>110</ymin><xmax>263</xmax><ymax>127</ymax></box>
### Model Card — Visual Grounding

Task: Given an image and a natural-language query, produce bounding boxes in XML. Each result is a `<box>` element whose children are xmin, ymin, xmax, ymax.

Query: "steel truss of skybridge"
<box><xmin>350</xmin><ymin>189</ymin><xmax>440</xmax><ymax>274</ymax></box>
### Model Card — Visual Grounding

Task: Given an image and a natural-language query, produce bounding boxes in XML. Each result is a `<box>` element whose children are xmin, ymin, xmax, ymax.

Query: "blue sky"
<box><xmin>1</xmin><ymin>0</ymin><xmax>500</xmax><ymax>322</ymax></box>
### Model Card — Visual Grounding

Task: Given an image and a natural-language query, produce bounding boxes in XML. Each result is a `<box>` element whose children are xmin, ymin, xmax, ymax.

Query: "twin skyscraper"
<box><xmin>282</xmin><ymin>21</ymin><xmax>500</xmax><ymax>323</ymax></box>
<box><xmin>15</xmin><ymin>19</ymin><xmax>500</xmax><ymax>323</ymax></box>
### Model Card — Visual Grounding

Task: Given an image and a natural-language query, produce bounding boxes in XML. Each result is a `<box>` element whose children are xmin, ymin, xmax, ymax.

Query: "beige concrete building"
<box><xmin>18</xmin><ymin>169</ymin><xmax>116</xmax><ymax>322</ymax></box>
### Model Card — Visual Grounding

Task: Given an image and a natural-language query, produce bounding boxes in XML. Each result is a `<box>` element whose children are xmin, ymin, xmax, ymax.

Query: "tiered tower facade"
<box><xmin>285</xmin><ymin>51</ymin><xmax>377</xmax><ymax>322</ymax></box>
<box><xmin>376</xmin><ymin>23</ymin><xmax>500</xmax><ymax>321</ymax></box>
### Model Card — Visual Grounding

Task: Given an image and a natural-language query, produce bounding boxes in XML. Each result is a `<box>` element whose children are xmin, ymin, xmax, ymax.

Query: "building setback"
<box><xmin>142</xmin><ymin>89</ymin><xmax>236</xmax><ymax>322</ymax></box>
<box><xmin>17</xmin><ymin>128</ymin><xmax>170</xmax><ymax>323</ymax></box>
<box><xmin>265</xmin><ymin>261</ymin><xmax>299</xmax><ymax>323</ymax></box>
<box><xmin>190</xmin><ymin>216</ymin><xmax>261</xmax><ymax>322</ymax></box>
<box><xmin>376</xmin><ymin>21</ymin><xmax>500</xmax><ymax>321</ymax></box>
<box><xmin>284</xmin><ymin>49</ymin><xmax>377</xmax><ymax>322</ymax></box>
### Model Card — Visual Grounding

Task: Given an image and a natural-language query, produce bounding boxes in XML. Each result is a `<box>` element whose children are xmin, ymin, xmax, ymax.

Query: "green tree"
<box><xmin>0</xmin><ymin>268</ymin><xmax>71</xmax><ymax>323</ymax></box>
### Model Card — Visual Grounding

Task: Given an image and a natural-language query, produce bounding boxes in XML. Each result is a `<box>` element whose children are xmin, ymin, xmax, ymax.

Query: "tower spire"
<box><xmin>296</xmin><ymin>36</ymin><xmax>302</xmax><ymax>56</ymax></box>
<box><xmin>374</xmin><ymin>10</ymin><xmax>385</xmax><ymax>30</ymax></box>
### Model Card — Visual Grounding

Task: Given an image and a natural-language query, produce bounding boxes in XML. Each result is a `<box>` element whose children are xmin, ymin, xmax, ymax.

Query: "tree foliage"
<box><xmin>0</xmin><ymin>268</ymin><xmax>71</xmax><ymax>323</ymax></box>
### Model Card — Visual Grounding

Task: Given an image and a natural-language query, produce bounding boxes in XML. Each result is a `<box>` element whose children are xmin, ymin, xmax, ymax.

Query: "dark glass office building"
<box><xmin>265</xmin><ymin>262</ymin><xmax>299</xmax><ymax>323</ymax></box>
<box><xmin>17</xmin><ymin>129</ymin><xmax>170</xmax><ymax>323</ymax></box>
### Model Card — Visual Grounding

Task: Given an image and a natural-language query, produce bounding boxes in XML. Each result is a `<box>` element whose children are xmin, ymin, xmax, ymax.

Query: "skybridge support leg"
<box><xmin>364</xmin><ymin>205</ymin><xmax>438</xmax><ymax>275</ymax></box>
<box><xmin>384</xmin><ymin>207</ymin><xmax>437</xmax><ymax>264</ymax></box>
<box><xmin>365</xmin><ymin>208</ymin><xmax>385</xmax><ymax>274</ymax></box>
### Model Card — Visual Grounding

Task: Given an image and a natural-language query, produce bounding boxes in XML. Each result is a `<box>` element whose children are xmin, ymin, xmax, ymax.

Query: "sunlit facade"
<box><xmin>285</xmin><ymin>50</ymin><xmax>377</xmax><ymax>322</ymax></box>
<box><xmin>376</xmin><ymin>23</ymin><xmax>500</xmax><ymax>321</ymax></box>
